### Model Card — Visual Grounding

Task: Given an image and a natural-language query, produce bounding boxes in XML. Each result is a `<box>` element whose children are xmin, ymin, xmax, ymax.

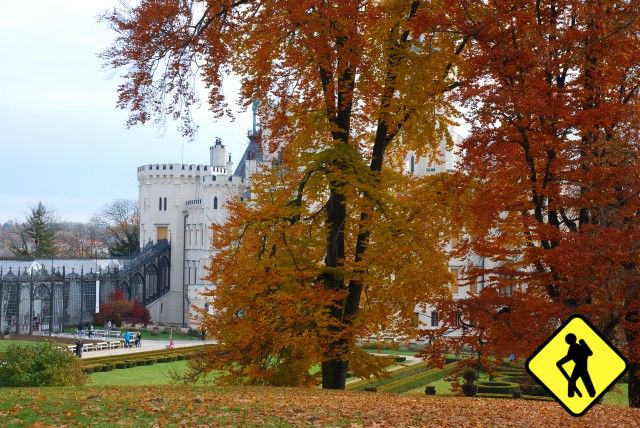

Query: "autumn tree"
<box><xmin>103</xmin><ymin>0</ymin><xmax>465</xmax><ymax>388</ymax></box>
<box><xmin>91</xmin><ymin>199</ymin><xmax>139</xmax><ymax>257</ymax></box>
<box><xmin>10</xmin><ymin>202</ymin><xmax>58</xmax><ymax>257</ymax></box>
<box><xmin>428</xmin><ymin>0</ymin><xmax>640</xmax><ymax>407</ymax></box>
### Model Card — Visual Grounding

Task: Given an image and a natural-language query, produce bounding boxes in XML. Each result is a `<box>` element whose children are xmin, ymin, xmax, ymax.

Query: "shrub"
<box><xmin>394</xmin><ymin>357</ymin><xmax>407</xmax><ymax>363</ymax></box>
<box><xmin>424</xmin><ymin>385</ymin><xmax>436</xmax><ymax>395</ymax></box>
<box><xmin>115</xmin><ymin>362</ymin><xmax>127</xmax><ymax>369</ymax></box>
<box><xmin>94</xmin><ymin>289</ymin><xmax>150</xmax><ymax>326</ymax></box>
<box><xmin>461</xmin><ymin>367</ymin><xmax>478</xmax><ymax>384</ymax></box>
<box><xmin>0</xmin><ymin>341</ymin><xmax>87</xmax><ymax>387</ymax></box>
<box><xmin>462</xmin><ymin>383</ymin><xmax>478</xmax><ymax>397</ymax></box>
<box><xmin>130</xmin><ymin>301</ymin><xmax>151</xmax><ymax>325</ymax></box>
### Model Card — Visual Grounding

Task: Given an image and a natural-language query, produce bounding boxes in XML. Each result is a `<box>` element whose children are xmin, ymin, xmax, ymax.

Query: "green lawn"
<box><xmin>89</xmin><ymin>360</ymin><xmax>219</xmax><ymax>386</ymax></box>
<box><xmin>0</xmin><ymin>340</ymin><xmax>47</xmax><ymax>351</ymax></box>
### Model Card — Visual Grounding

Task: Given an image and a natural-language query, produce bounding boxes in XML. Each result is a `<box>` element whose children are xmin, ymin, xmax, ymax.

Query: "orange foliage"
<box><xmin>103</xmin><ymin>0</ymin><xmax>466</xmax><ymax>388</ymax></box>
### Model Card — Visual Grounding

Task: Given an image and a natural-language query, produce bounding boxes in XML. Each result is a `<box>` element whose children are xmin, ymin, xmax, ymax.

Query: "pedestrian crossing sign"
<box><xmin>526</xmin><ymin>314</ymin><xmax>628</xmax><ymax>417</ymax></box>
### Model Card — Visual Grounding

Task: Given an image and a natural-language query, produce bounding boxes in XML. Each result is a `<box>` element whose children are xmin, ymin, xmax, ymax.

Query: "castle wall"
<box><xmin>137</xmin><ymin>157</ymin><xmax>249</xmax><ymax>326</ymax></box>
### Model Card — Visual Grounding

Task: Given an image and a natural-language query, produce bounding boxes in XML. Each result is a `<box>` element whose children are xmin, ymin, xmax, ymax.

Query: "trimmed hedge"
<box><xmin>379</xmin><ymin>362</ymin><xmax>458</xmax><ymax>393</ymax></box>
<box><xmin>522</xmin><ymin>385</ymin><xmax>551</xmax><ymax>397</ymax></box>
<box><xmin>348</xmin><ymin>362</ymin><xmax>431</xmax><ymax>391</ymax></box>
<box><xmin>475</xmin><ymin>380</ymin><xmax>520</xmax><ymax>395</ymax></box>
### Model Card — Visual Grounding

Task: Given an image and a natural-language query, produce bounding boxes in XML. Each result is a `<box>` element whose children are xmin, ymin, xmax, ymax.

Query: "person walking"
<box><xmin>556</xmin><ymin>333</ymin><xmax>596</xmax><ymax>398</ymax></box>
<box><xmin>75</xmin><ymin>339</ymin><xmax>83</xmax><ymax>358</ymax></box>
<box><xmin>135</xmin><ymin>331</ymin><xmax>142</xmax><ymax>348</ymax></box>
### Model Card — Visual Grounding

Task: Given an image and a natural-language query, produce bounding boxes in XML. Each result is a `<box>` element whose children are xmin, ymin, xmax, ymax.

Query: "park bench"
<box><xmin>96</xmin><ymin>342</ymin><xmax>109</xmax><ymax>350</ymax></box>
<box><xmin>83</xmin><ymin>343</ymin><xmax>96</xmax><ymax>352</ymax></box>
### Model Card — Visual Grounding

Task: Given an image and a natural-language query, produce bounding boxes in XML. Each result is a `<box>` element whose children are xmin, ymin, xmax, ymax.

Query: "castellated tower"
<box><xmin>210</xmin><ymin>138</ymin><xmax>227</xmax><ymax>175</ymax></box>
<box><xmin>137</xmin><ymin>136</ymin><xmax>261</xmax><ymax>326</ymax></box>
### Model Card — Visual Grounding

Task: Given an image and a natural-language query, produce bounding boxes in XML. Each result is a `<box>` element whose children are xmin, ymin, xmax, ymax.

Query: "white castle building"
<box><xmin>137</xmin><ymin>128</ymin><xmax>265</xmax><ymax>325</ymax></box>
<box><xmin>137</xmin><ymin>123</ymin><xmax>489</xmax><ymax>331</ymax></box>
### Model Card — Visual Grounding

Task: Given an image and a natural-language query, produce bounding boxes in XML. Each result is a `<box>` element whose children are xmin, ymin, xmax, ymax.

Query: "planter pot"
<box><xmin>424</xmin><ymin>386</ymin><xmax>437</xmax><ymax>395</ymax></box>
<box><xmin>462</xmin><ymin>383</ymin><xmax>478</xmax><ymax>397</ymax></box>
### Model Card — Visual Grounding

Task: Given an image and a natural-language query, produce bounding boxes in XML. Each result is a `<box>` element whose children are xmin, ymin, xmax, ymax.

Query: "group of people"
<box><xmin>75</xmin><ymin>323</ymin><xmax>95</xmax><ymax>337</ymax></box>
<box><xmin>123</xmin><ymin>331</ymin><xmax>142</xmax><ymax>348</ymax></box>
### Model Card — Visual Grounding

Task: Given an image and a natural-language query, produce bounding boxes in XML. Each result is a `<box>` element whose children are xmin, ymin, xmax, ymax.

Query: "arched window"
<box><xmin>159</xmin><ymin>197</ymin><xmax>162</xmax><ymax>210</ymax></box>
<box><xmin>410</xmin><ymin>155</ymin><xmax>415</xmax><ymax>173</ymax></box>
<box><xmin>214</xmin><ymin>196</ymin><xmax>218</xmax><ymax>210</ymax></box>
<box><xmin>163</xmin><ymin>197</ymin><xmax>167</xmax><ymax>211</ymax></box>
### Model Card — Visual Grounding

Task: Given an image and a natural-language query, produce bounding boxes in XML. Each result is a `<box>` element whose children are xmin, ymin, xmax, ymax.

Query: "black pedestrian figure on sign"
<box><xmin>556</xmin><ymin>333</ymin><xmax>596</xmax><ymax>398</ymax></box>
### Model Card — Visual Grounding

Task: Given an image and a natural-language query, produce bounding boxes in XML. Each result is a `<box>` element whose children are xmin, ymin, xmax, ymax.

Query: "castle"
<box><xmin>137</xmin><ymin>121</ymin><xmax>486</xmax><ymax>332</ymax></box>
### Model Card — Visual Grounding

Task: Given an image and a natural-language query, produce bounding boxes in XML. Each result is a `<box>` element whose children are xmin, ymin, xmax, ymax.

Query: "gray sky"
<box><xmin>0</xmin><ymin>1</ymin><xmax>252</xmax><ymax>223</ymax></box>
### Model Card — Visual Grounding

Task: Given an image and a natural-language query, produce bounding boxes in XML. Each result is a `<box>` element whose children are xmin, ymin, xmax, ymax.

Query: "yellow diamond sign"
<box><xmin>526</xmin><ymin>314</ymin><xmax>628</xmax><ymax>417</ymax></box>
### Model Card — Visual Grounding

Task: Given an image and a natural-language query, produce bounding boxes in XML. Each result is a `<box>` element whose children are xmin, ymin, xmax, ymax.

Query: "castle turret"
<box><xmin>226</xmin><ymin>154</ymin><xmax>233</xmax><ymax>177</ymax></box>
<box><xmin>210</xmin><ymin>138</ymin><xmax>227</xmax><ymax>175</ymax></box>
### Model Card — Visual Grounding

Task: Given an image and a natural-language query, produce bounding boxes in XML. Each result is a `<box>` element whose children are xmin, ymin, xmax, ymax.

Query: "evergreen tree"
<box><xmin>10</xmin><ymin>202</ymin><xmax>58</xmax><ymax>257</ymax></box>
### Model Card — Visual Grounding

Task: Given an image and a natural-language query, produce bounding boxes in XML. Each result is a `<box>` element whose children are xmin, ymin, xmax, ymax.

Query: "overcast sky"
<box><xmin>0</xmin><ymin>1</ymin><xmax>252</xmax><ymax>223</ymax></box>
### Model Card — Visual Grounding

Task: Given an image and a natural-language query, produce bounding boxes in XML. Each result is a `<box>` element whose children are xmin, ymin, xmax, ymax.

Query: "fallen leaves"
<box><xmin>0</xmin><ymin>385</ymin><xmax>638</xmax><ymax>427</ymax></box>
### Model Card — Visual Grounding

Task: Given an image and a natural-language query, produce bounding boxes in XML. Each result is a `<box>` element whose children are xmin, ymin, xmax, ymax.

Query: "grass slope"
<box><xmin>0</xmin><ymin>386</ymin><xmax>638</xmax><ymax>427</ymax></box>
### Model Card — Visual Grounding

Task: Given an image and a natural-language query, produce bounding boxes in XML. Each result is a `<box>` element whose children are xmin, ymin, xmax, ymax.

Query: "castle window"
<box><xmin>214</xmin><ymin>197</ymin><xmax>218</xmax><ymax>210</ymax></box>
<box><xmin>430</xmin><ymin>311</ymin><xmax>438</xmax><ymax>327</ymax></box>
<box><xmin>163</xmin><ymin>197</ymin><xmax>167</xmax><ymax>211</ymax></box>
<box><xmin>410</xmin><ymin>155</ymin><xmax>415</xmax><ymax>173</ymax></box>
<box><xmin>159</xmin><ymin>197</ymin><xmax>162</xmax><ymax>210</ymax></box>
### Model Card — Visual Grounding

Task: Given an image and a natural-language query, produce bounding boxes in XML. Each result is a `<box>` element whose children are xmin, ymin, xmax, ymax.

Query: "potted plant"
<box><xmin>461</xmin><ymin>367</ymin><xmax>479</xmax><ymax>397</ymax></box>
<box><xmin>424</xmin><ymin>385</ymin><xmax>436</xmax><ymax>395</ymax></box>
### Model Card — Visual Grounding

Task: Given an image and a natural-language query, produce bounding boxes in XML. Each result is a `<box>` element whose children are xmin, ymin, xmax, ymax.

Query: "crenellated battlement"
<box><xmin>137</xmin><ymin>163</ymin><xmax>210</xmax><ymax>175</ymax></box>
<box><xmin>201</xmin><ymin>174</ymin><xmax>245</xmax><ymax>185</ymax></box>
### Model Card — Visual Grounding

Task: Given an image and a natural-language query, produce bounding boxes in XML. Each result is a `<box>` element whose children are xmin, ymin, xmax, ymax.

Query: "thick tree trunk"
<box><xmin>628</xmin><ymin>361</ymin><xmax>640</xmax><ymax>408</ymax></box>
<box><xmin>321</xmin><ymin>186</ymin><xmax>348</xmax><ymax>389</ymax></box>
<box><xmin>625</xmin><ymin>313</ymin><xmax>640</xmax><ymax>408</ymax></box>
<box><xmin>321</xmin><ymin>360</ymin><xmax>348</xmax><ymax>389</ymax></box>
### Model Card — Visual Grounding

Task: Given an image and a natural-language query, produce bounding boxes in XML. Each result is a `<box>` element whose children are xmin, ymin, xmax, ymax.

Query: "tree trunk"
<box><xmin>321</xmin><ymin>360</ymin><xmax>348</xmax><ymax>389</ymax></box>
<box><xmin>625</xmin><ymin>313</ymin><xmax>640</xmax><ymax>408</ymax></box>
<box><xmin>628</xmin><ymin>360</ymin><xmax>640</xmax><ymax>408</ymax></box>
<box><xmin>321</xmin><ymin>186</ymin><xmax>347</xmax><ymax>389</ymax></box>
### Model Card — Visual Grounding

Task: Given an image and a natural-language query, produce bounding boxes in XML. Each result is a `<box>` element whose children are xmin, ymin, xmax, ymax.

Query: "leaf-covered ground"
<box><xmin>1</xmin><ymin>386</ymin><xmax>638</xmax><ymax>427</ymax></box>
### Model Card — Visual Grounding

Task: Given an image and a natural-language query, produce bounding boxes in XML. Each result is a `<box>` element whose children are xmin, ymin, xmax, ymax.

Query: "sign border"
<box><xmin>525</xmin><ymin>313</ymin><xmax>629</xmax><ymax>417</ymax></box>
